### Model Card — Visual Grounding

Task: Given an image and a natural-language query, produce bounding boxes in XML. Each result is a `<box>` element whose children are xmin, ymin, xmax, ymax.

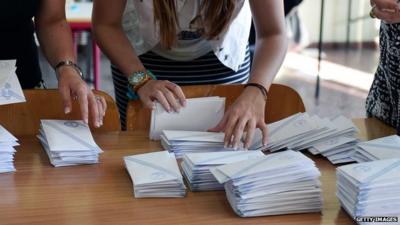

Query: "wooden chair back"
<box><xmin>126</xmin><ymin>84</ymin><xmax>305</xmax><ymax>131</ymax></box>
<box><xmin>0</xmin><ymin>89</ymin><xmax>120</xmax><ymax>135</ymax></box>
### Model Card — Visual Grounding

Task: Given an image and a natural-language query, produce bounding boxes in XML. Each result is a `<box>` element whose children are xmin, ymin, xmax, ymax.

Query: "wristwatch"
<box><xmin>127</xmin><ymin>69</ymin><xmax>156</xmax><ymax>100</ymax></box>
<box><xmin>128</xmin><ymin>70</ymin><xmax>155</xmax><ymax>92</ymax></box>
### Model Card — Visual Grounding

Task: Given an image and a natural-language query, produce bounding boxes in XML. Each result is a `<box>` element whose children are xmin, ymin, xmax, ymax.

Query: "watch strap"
<box><xmin>54</xmin><ymin>60</ymin><xmax>83</xmax><ymax>78</ymax></box>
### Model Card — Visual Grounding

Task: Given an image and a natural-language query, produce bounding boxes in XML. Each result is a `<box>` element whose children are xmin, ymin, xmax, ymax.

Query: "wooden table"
<box><xmin>0</xmin><ymin>118</ymin><xmax>396</xmax><ymax>225</ymax></box>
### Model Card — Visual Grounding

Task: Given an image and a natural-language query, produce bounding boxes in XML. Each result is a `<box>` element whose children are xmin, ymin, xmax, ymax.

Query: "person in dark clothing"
<box><xmin>0</xmin><ymin>0</ymin><xmax>106</xmax><ymax>127</ymax></box>
<box><xmin>367</xmin><ymin>0</ymin><xmax>400</xmax><ymax>131</ymax></box>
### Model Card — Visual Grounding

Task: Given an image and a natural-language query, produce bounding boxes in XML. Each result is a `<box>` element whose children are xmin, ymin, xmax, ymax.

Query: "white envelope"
<box><xmin>185</xmin><ymin>150</ymin><xmax>265</xmax><ymax>166</ymax></box>
<box><xmin>337</xmin><ymin>159</ymin><xmax>400</xmax><ymax>186</ymax></box>
<box><xmin>162</xmin><ymin>130</ymin><xmax>225</xmax><ymax>143</ymax></box>
<box><xmin>124</xmin><ymin>151</ymin><xmax>184</xmax><ymax>186</ymax></box>
<box><xmin>149</xmin><ymin>97</ymin><xmax>225</xmax><ymax>140</ymax></box>
<box><xmin>40</xmin><ymin>120</ymin><xmax>101</xmax><ymax>152</ymax></box>
<box><xmin>0</xmin><ymin>60</ymin><xmax>25</xmax><ymax>105</ymax></box>
<box><xmin>0</xmin><ymin>125</ymin><xmax>18</xmax><ymax>143</ymax></box>
<box><xmin>211</xmin><ymin>150</ymin><xmax>313</xmax><ymax>184</ymax></box>
<box><xmin>312</xmin><ymin>136</ymin><xmax>358</xmax><ymax>153</ymax></box>
<box><xmin>356</xmin><ymin>135</ymin><xmax>400</xmax><ymax>160</ymax></box>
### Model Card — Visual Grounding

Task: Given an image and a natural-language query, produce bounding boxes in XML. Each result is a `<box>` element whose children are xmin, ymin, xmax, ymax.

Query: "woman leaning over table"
<box><xmin>92</xmin><ymin>0</ymin><xmax>287</xmax><ymax>148</ymax></box>
<box><xmin>0</xmin><ymin>0</ymin><xmax>106</xmax><ymax>127</ymax></box>
<box><xmin>368</xmin><ymin>0</ymin><xmax>400</xmax><ymax>131</ymax></box>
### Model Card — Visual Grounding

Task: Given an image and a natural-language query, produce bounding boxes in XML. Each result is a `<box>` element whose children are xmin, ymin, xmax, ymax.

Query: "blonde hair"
<box><xmin>153</xmin><ymin>0</ymin><xmax>236</xmax><ymax>49</ymax></box>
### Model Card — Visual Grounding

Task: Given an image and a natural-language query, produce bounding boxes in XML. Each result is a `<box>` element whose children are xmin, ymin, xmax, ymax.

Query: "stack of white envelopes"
<box><xmin>337</xmin><ymin>159</ymin><xmax>400</xmax><ymax>220</ymax></box>
<box><xmin>149</xmin><ymin>97</ymin><xmax>225</xmax><ymax>140</ymax></box>
<box><xmin>124</xmin><ymin>151</ymin><xmax>186</xmax><ymax>198</ymax></box>
<box><xmin>0</xmin><ymin>125</ymin><xmax>19</xmax><ymax>173</ymax></box>
<box><xmin>181</xmin><ymin>151</ymin><xmax>264</xmax><ymax>191</ymax></box>
<box><xmin>38</xmin><ymin>120</ymin><xmax>103</xmax><ymax>167</ymax></box>
<box><xmin>161</xmin><ymin>130</ymin><xmax>241</xmax><ymax>158</ymax></box>
<box><xmin>251</xmin><ymin>112</ymin><xmax>359</xmax><ymax>164</ymax></box>
<box><xmin>211</xmin><ymin>150</ymin><xmax>322</xmax><ymax>217</ymax></box>
<box><xmin>352</xmin><ymin>135</ymin><xmax>400</xmax><ymax>162</ymax></box>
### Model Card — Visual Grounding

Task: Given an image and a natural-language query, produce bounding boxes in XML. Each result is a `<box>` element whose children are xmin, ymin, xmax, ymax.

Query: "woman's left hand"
<box><xmin>209</xmin><ymin>87</ymin><xmax>268</xmax><ymax>149</ymax></box>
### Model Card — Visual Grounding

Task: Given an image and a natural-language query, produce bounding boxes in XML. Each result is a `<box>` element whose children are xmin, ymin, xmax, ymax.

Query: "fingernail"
<box><xmin>100</xmin><ymin>120</ymin><xmax>104</xmax><ymax>126</ymax></box>
<box><xmin>224</xmin><ymin>143</ymin><xmax>228</xmax><ymax>148</ymax></box>
<box><xmin>84</xmin><ymin>118</ymin><xmax>88</xmax><ymax>124</ymax></box>
<box><xmin>64</xmin><ymin>107</ymin><xmax>71</xmax><ymax>114</ymax></box>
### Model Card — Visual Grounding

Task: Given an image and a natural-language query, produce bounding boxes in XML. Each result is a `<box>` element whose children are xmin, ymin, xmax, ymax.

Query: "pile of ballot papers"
<box><xmin>0</xmin><ymin>125</ymin><xmax>19</xmax><ymax>173</ymax></box>
<box><xmin>352</xmin><ymin>135</ymin><xmax>400</xmax><ymax>163</ymax></box>
<box><xmin>336</xmin><ymin>159</ymin><xmax>400</xmax><ymax>220</ymax></box>
<box><xmin>251</xmin><ymin>112</ymin><xmax>359</xmax><ymax>164</ymax></box>
<box><xmin>181</xmin><ymin>151</ymin><xmax>265</xmax><ymax>191</ymax></box>
<box><xmin>124</xmin><ymin>151</ymin><xmax>186</xmax><ymax>198</ymax></box>
<box><xmin>38</xmin><ymin>120</ymin><xmax>103</xmax><ymax>167</ymax></box>
<box><xmin>0</xmin><ymin>60</ymin><xmax>26</xmax><ymax>106</ymax></box>
<box><xmin>161</xmin><ymin>130</ymin><xmax>242</xmax><ymax>158</ymax></box>
<box><xmin>211</xmin><ymin>150</ymin><xmax>322</xmax><ymax>217</ymax></box>
<box><xmin>149</xmin><ymin>97</ymin><xmax>225</xmax><ymax>140</ymax></box>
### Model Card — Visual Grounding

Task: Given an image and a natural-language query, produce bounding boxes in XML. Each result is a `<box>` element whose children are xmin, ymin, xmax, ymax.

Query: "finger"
<box><xmin>232</xmin><ymin>117</ymin><xmax>248</xmax><ymax>150</ymax></box>
<box><xmin>224</xmin><ymin>115</ymin><xmax>239</xmax><ymax>148</ymax></box>
<box><xmin>88</xmin><ymin>93</ymin><xmax>100</xmax><ymax>128</ymax></box>
<box><xmin>209</xmin><ymin>115</ymin><xmax>228</xmax><ymax>132</ymax></box>
<box><xmin>77</xmin><ymin>89</ymin><xmax>89</xmax><ymax>124</ymax></box>
<box><xmin>162</xmin><ymin>88</ymin><xmax>181</xmax><ymax>113</ymax></box>
<box><xmin>142</xmin><ymin>95</ymin><xmax>156</xmax><ymax>109</ymax></box>
<box><xmin>154</xmin><ymin>90</ymin><xmax>172</xmax><ymax>113</ymax></box>
<box><xmin>100</xmin><ymin>97</ymin><xmax>107</xmax><ymax>117</ymax></box>
<box><xmin>59</xmin><ymin>86</ymin><xmax>72</xmax><ymax>114</ymax></box>
<box><xmin>244</xmin><ymin>119</ymin><xmax>257</xmax><ymax>149</ymax></box>
<box><xmin>165</xmin><ymin>81</ymin><xmax>186</xmax><ymax>107</ymax></box>
<box><xmin>259</xmin><ymin>122</ymin><xmax>269</xmax><ymax>146</ymax></box>
<box><xmin>96</xmin><ymin>97</ymin><xmax>104</xmax><ymax>126</ymax></box>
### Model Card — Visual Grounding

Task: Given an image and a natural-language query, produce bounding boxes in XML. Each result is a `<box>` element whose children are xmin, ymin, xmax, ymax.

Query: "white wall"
<box><xmin>298</xmin><ymin>0</ymin><xmax>380</xmax><ymax>43</ymax></box>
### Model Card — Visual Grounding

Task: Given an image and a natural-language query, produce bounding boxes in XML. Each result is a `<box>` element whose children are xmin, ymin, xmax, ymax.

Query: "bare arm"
<box><xmin>92</xmin><ymin>0</ymin><xmax>144</xmax><ymax>75</ymax></box>
<box><xmin>249</xmin><ymin>0</ymin><xmax>287</xmax><ymax>90</ymax></box>
<box><xmin>35</xmin><ymin>0</ymin><xmax>106</xmax><ymax>127</ymax></box>
<box><xmin>211</xmin><ymin>0</ymin><xmax>287</xmax><ymax>149</ymax></box>
<box><xmin>92</xmin><ymin>0</ymin><xmax>186</xmax><ymax>112</ymax></box>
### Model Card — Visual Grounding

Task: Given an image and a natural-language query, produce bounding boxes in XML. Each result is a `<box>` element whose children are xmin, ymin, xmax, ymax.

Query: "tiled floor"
<box><xmin>39</xmin><ymin>47</ymin><xmax>379</xmax><ymax>119</ymax></box>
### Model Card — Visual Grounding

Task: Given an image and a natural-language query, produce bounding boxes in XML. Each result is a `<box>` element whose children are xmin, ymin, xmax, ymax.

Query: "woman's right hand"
<box><xmin>137</xmin><ymin>80</ymin><xmax>186</xmax><ymax>112</ymax></box>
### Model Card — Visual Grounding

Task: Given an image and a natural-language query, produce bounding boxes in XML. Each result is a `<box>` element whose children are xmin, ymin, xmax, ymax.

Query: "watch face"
<box><xmin>129</xmin><ymin>71</ymin><xmax>146</xmax><ymax>85</ymax></box>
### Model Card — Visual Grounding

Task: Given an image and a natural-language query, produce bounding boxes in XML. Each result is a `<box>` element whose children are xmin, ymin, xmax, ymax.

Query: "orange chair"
<box><xmin>0</xmin><ymin>89</ymin><xmax>120</xmax><ymax>135</ymax></box>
